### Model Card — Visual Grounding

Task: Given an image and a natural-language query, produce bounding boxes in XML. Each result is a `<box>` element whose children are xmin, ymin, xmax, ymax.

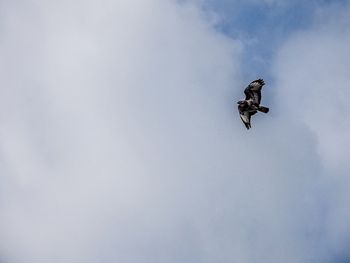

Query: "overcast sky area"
<box><xmin>1</xmin><ymin>0</ymin><xmax>350</xmax><ymax>262</ymax></box>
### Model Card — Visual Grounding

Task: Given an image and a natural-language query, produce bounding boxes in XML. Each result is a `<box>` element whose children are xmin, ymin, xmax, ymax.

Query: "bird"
<box><xmin>237</xmin><ymin>79</ymin><xmax>269</xmax><ymax>129</ymax></box>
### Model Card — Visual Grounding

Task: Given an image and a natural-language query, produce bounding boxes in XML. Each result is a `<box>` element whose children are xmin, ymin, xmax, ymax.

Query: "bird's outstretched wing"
<box><xmin>244</xmin><ymin>79</ymin><xmax>265</xmax><ymax>105</ymax></box>
<box><xmin>239</xmin><ymin>111</ymin><xmax>252</xmax><ymax>130</ymax></box>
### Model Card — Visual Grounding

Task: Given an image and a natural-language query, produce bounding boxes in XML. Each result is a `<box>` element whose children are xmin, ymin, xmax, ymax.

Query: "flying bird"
<box><xmin>237</xmin><ymin>79</ymin><xmax>269</xmax><ymax>129</ymax></box>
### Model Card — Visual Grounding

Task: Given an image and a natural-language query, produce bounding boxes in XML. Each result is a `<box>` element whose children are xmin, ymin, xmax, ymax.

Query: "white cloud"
<box><xmin>274</xmin><ymin>4</ymin><xmax>350</xmax><ymax>260</ymax></box>
<box><xmin>0</xmin><ymin>0</ymin><xmax>241</xmax><ymax>262</ymax></box>
<box><xmin>0</xmin><ymin>0</ymin><xmax>349</xmax><ymax>262</ymax></box>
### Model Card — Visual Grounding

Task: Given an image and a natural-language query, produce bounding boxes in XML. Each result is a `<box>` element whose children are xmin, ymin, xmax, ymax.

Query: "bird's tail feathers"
<box><xmin>258</xmin><ymin>106</ymin><xmax>269</xmax><ymax>113</ymax></box>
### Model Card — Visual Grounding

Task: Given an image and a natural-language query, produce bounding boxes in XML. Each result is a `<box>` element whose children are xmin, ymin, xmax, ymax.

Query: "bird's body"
<box><xmin>238</xmin><ymin>79</ymin><xmax>269</xmax><ymax>129</ymax></box>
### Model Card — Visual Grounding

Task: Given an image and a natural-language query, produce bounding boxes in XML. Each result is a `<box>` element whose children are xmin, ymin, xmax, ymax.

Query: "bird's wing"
<box><xmin>244</xmin><ymin>79</ymin><xmax>265</xmax><ymax>104</ymax></box>
<box><xmin>239</xmin><ymin>111</ymin><xmax>251</xmax><ymax>129</ymax></box>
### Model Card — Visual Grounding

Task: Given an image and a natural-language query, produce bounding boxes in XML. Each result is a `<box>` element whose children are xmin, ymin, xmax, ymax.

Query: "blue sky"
<box><xmin>200</xmin><ymin>0</ymin><xmax>349</xmax><ymax>80</ymax></box>
<box><xmin>1</xmin><ymin>0</ymin><xmax>350</xmax><ymax>262</ymax></box>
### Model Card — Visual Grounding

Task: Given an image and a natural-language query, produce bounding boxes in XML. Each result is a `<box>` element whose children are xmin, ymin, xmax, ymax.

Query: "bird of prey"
<box><xmin>237</xmin><ymin>79</ymin><xmax>269</xmax><ymax>129</ymax></box>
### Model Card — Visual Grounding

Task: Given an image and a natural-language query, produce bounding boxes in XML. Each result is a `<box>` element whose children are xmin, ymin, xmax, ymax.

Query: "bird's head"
<box><xmin>237</xmin><ymin>100</ymin><xmax>246</xmax><ymax>105</ymax></box>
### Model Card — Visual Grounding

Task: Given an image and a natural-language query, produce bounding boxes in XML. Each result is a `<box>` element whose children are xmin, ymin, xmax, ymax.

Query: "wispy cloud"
<box><xmin>274</xmin><ymin>5</ymin><xmax>350</xmax><ymax>260</ymax></box>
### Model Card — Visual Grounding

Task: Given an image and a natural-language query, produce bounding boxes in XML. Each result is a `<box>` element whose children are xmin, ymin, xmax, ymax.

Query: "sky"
<box><xmin>0</xmin><ymin>0</ymin><xmax>350</xmax><ymax>262</ymax></box>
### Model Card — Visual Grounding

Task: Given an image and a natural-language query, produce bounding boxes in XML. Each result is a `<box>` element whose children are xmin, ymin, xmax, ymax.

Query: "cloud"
<box><xmin>0</xmin><ymin>0</ymin><xmax>349</xmax><ymax>262</ymax></box>
<box><xmin>274</xmin><ymin>3</ymin><xmax>350</xmax><ymax>260</ymax></box>
<box><xmin>0</xmin><ymin>0</ymin><xmax>240</xmax><ymax>262</ymax></box>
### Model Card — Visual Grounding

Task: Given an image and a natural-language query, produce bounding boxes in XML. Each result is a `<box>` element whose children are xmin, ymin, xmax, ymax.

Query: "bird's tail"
<box><xmin>258</xmin><ymin>106</ymin><xmax>269</xmax><ymax>113</ymax></box>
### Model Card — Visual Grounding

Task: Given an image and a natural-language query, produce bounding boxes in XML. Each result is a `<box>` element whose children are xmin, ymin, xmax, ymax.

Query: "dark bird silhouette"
<box><xmin>237</xmin><ymin>79</ymin><xmax>269</xmax><ymax>129</ymax></box>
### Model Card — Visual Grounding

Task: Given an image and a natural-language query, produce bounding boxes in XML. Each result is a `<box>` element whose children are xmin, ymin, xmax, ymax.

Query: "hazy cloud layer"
<box><xmin>0</xmin><ymin>0</ymin><xmax>349</xmax><ymax>262</ymax></box>
<box><xmin>274</xmin><ymin>4</ymin><xmax>350</xmax><ymax>260</ymax></box>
